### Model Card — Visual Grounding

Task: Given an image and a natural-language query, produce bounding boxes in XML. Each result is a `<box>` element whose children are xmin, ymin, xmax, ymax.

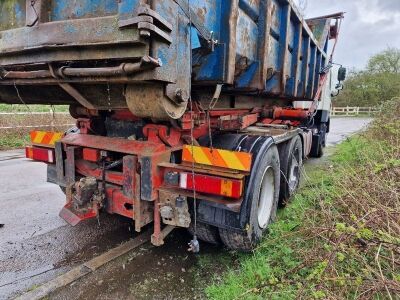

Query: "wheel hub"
<box><xmin>288</xmin><ymin>147</ymin><xmax>301</xmax><ymax>193</ymax></box>
<box><xmin>257</xmin><ymin>167</ymin><xmax>275</xmax><ymax>229</ymax></box>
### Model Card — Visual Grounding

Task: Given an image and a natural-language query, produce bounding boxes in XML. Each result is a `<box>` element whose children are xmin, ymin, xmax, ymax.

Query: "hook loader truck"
<box><xmin>0</xmin><ymin>0</ymin><xmax>345</xmax><ymax>251</ymax></box>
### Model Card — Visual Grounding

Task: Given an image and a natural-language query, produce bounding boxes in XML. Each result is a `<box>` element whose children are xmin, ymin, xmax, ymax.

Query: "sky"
<box><xmin>295</xmin><ymin>0</ymin><xmax>400</xmax><ymax>70</ymax></box>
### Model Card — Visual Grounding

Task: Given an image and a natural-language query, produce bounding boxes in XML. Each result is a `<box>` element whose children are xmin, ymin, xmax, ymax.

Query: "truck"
<box><xmin>0</xmin><ymin>0</ymin><xmax>345</xmax><ymax>251</ymax></box>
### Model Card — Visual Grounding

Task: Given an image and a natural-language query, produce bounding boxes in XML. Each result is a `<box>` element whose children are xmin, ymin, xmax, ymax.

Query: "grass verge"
<box><xmin>0</xmin><ymin>104</ymin><xmax>69</xmax><ymax>112</ymax></box>
<box><xmin>0</xmin><ymin>132</ymin><xmax>30</xmax><ymax>150</ymax></box>
<box><xmin>0</xmin><ymin>104</ymin><xmax>74</xmax><ymax>150</ymax></box>
<box><xmin>206</xmin><ymin>99</ymin><xmax>400</xmax><ymax>299</ymax></box>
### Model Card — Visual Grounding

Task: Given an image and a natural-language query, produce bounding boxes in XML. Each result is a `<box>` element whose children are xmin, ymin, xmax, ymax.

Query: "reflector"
<box><xmin>30</xmin><ymin>131</ymin><xmax>63</xmax><ymax>147</ymax></box>
<box><xmin>179</xmin><ymin>172</ymin><xmax>243</xmax><ymax>199</ymax></box>
<box><xmin>25</xmin><ymin>146</ymin><xmax>55</xmax><ymax>163</ymax></box>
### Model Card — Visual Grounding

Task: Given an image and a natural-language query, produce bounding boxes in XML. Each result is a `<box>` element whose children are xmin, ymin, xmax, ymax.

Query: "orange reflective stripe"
<box><xmin>30</xmin><ymin>131</ymin><xmax>37</xmax><ymax>142</ymax></box>
<box><xmin>182</xmin><ymin>145</ymin><xmax>252</xmax><ymax>172</ymax></box>
<box><xmin>235</xmin><ymin>152</ymin><xmax>252</xmax><ymax>171</ymax></box>
<box><xmin>26</xmin><ymin>146</ymin><xmax>33</xmax><ymax>159</ymax></box>
<box><xmin>220</xmin><ymin>179</ymin><xmax>233</xmax><ymax>197</ymax></box>
<box><xmin>202</xmin><ymin>148</ymin><xmax>229</xmax><ymax>169</ymax></box>
<box><xmin>30</xmin><ymin>131</ymin><xmax>63</xmax><ymax>146</ymax></box>
<box><xmin>50</xmin><ymin>133</ymin><xmax>63</xmax><ymax>145</ymax></box>
<box><xmin>41</xmin><ymin>132</ymin><xmax>53</xmax><ymax>145</ymax></box>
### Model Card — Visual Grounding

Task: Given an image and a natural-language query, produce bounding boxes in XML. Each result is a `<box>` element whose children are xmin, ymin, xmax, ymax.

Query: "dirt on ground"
<box><xmin>49</xmin><ymin>229</ymin><xmax>229</xmax><ymax>300</ymax></box>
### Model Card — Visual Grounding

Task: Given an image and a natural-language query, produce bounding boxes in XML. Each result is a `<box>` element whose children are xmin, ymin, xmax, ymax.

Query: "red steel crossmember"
<box><xmin>59</xmin><ymin>134</ymin><xmax>168</xmax><ymax>240</ymax></box>
<box><xmin>63</xmin><ymin>104</ymin><xmax>310</xmax><ymax>244</ymax></box>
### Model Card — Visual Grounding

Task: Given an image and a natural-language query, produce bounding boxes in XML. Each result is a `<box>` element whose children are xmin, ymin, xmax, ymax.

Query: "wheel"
<box><xmin>187</xmin><ymin>222</ymin><xmax>220</xmax><ymax>245</ymax></box>
<box><xmin>279</xmin><ymin>136</ymin><xmax>303</xmax><ymax>206</ymax></box>
<box><xmin>310</xmin><ymin>138</ymin><xmax>324</xmax><ymax>158</ymax></box>
<box><xmin>310</xmin><ymin>124</ymin><xmax>327</xmax><ymax>158</ymax></box>
<box><xmin>219</xmin><ymin>145</ymin><xmax>280</xmax><ymax>251</ymax></box>
<box><xmin>60</xmin><ymin>186</ymin><xmax>66</xmax><ymax>194</ymax></box>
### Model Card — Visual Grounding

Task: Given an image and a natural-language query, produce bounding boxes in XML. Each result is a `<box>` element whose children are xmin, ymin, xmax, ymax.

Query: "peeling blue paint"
<box><xmin>64</xmin><ymin>23</ymin><xmax>78</xmax><ymax>34</ymax></box>
<box><xmin>14</xmin><ymin>2</ymin><xmax>24</xmax><ymax>22</ymax></box>
<box><xmin>52</xmin><ymin>0</ymin><xmax>118</xmax><ymax>21</ymax></box>
<box><xmin>1</xmin><ymin>0</ymin><xmax>332</xmax><ymax>101</ymax></box>
<box><xmin>190</xmin><ymin>27</ymin><xmax>201</xmax><ymax>49</ymax></box>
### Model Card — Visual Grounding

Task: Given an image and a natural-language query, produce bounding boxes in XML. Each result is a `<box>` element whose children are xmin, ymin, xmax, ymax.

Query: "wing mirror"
<box><xmin>337</xmin><ymin>66</ymin><xmax>347</xmax><ymax>82</ymax></box>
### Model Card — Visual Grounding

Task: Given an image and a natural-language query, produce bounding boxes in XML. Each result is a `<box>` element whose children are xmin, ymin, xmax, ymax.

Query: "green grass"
<box><xmin>0</xmin><ymin>104</ymin><xmax>71</xmax><ymax>150</ymax></box>
<box><xmin>0</xmin><ymin>133</ymin><xmax>30</xmax><ymax>150</ymax></box>
<box><xmin>205</xmin><ymin>99</ymin><xmax>400</xmax><ymax>299</ymax></box>
<box><xmin>0</xmin><ymin>104</ymin><xmax>69</xmax><ymax>113</ymax></box>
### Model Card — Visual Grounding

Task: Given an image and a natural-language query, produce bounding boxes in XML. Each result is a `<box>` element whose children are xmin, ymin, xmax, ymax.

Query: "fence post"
<box><xmin>50</xmin><ymin>107</ymin><xmax>55</xmax><ymax>131</ymax></box>
<box><xmin>331</xmin><ymin>106</ymin><xmax>377</xmax><ymax>117</ymax></box>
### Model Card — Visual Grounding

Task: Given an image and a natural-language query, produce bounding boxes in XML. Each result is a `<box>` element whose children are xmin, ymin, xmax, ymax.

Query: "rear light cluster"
<box><xmin>179</xmin><ymin>172</ymin><xmax>243</xmax><ymax>199</ymax></box>
<box><xmin>25</xmin><ymin>146</ymin><xmax>55</xmax><ymax>163</ymax></box>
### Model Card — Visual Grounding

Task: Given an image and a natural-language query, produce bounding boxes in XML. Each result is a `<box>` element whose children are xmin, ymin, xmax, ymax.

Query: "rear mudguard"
<box><xmin>196</xmin><ymin>134</ymin><xmax>275</xmax><ymax>232</ymax></box>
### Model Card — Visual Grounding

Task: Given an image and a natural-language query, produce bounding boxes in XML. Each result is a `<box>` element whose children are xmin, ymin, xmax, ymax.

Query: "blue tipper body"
<box><xmin>0</xmin><ymin>0</ymin><xmax>334</xmax><ymax>108</ymax></box>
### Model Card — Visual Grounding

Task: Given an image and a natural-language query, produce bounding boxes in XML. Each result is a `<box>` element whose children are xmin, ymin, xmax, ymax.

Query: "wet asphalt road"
<box><xmin>0</xmin><ymin>151</ymin><xmax>133</xmax><ymax>299</ymax></box>
<box><xmin>0</xmin><ymin>117</ymin><xmax>372</xmax><ymax>299</ymax></box>
<box><xmin>326</xmin><ymin>117</ymin><xmax>372</xmax><ymax>146</ymax></box>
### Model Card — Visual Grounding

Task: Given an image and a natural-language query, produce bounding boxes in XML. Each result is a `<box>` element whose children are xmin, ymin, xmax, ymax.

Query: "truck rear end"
<box><xmin>0</xmin><ymin>0</ymin><xmax>345</xmax><ymax>251</ymax></box>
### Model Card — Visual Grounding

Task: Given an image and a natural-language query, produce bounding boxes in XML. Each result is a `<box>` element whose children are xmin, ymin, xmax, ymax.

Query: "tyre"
<box><xmin>310</xmin><ymin>124</ymin><xmax>327</xmax><ymax>158</ymax></box>
<box><xmin>278</xmin><ymin>136</ymin><xmax>303</xmax><ymax>206</ymax></box>
<box><xmin>310</xmin><ymin>138</ymin><xmax>324</xmax><ymax>158</ymax></box>
<box><xmin>187</xmin><ymin>222</ymin><xmax>220</xmax><ymax>245</ymax></box>
<box><xmin>60</xmin><ymin>186</ymin><xmax>66</xmax><ymax>194</ymax></box>
<box><xmin>219</xmin><ymin>145</ymin><xmax>280</xmax><ymax>251</ymax></box>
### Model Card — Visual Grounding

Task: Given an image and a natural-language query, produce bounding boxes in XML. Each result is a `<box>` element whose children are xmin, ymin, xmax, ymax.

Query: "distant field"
<box><xmin>0</xmin><ymin>104</ymin><xmax>73</xmax><ymax>150</ymax></box>
<box><xmin>0</xmin><ymin>104</ymin><xmax>69</xmax><ymax>113</ymax></box>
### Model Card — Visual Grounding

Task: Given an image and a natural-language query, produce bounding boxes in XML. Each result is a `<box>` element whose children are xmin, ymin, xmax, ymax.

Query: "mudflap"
<box><xmin>59</xmin><ymin>204</ymin><xmax>98</xmax><ymax>226</ymax></box>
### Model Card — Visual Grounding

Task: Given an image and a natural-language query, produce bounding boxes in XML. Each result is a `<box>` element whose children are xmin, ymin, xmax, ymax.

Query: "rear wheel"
<box><xmin>188</xmin><ymin>222</ymin><xmax>220</xmax><ymax>245</ymax></box>
<box><xmin>310</xmin><ymin>138</ymin><xmax>324</xmax><ymax>158</ymax></box>
<box><xmin>219</xmin><ymin>145</ymin><xmax>280</xmax><ymax>251</ymax></box>
<box><xmin>60</xmin><ymin>186</ymin><xmax>66</xmax><ymax>194</ymax></box>
<box><xmin>279</xmin><ymin>136</ymin><xmax>303</xmax><ymax>206</ymax></box>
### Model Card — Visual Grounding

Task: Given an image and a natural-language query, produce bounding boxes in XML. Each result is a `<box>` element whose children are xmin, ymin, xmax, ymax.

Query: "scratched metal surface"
<box><xmin>0</xmin><ymin>0</ymin><xmax>333</xmax><ymax>109</ymax></box>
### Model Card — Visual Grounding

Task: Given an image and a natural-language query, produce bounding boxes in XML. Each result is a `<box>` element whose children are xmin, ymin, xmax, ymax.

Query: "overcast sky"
<box><xmin>296</xmin><ymin>0</ymin><xmax>400</xmax><ymax>70</ymax></box>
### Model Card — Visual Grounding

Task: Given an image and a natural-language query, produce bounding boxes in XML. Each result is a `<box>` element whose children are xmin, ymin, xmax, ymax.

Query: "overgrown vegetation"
<box><xmin>336</xmin><ymin>48</ymin><xmax>400</xmax><ymax>107</ymax></box>
<box><xmin>206</xmin><ymin>98</ymin><xmax>400</xmax><ymax>299</ymax></box>
<box><xmin>0</xmin><ymin>104</ymin><xmax>73</xmax><ymax>150</ymax></box>
<box><xmin>0</xmin><ymin>132</ymin><xmax>30</xmax><ymax>150</ymax></box>
<box><xmin>0</xmin><ymin>104</ymin><xmax>69</xmax><ymax>112</ymax></box>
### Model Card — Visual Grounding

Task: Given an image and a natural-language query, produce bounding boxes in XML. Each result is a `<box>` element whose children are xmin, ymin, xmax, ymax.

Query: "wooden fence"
<box><xmin>0</xmin><ymin>107</ymin><xmax>379</xmax><ymax>132</ymax></box>
<box><xmin>0</xmin><ymin>111</ymin><xmax>75</xmax><ymax>132</ymax></box>
<box><xmin>331</xmin><ymin>107</ymin><xmax>380</xmax><ymax>117</ymax></box>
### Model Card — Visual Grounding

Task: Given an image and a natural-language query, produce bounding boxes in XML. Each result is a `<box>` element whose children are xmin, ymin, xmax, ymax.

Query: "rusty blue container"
<box><xmin>0</xmin><ymin>0</ymin><xmax>337</xmax><ymax>119</ymax></box>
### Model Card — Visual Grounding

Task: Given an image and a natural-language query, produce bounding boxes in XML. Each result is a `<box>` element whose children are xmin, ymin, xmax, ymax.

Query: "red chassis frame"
<box><xmin>53</xmin><ymin>104</ymin><xmax>312</xmax><ymax>246</ymax></box>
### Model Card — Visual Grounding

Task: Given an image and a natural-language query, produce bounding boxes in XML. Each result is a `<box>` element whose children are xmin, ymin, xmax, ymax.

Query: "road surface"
<box><xmin>0</xmin><ymin>117</ymin><xmax>372</xmax><ymax>299</ymax></box>
<box><xmin>326</xmin><ymin>117</ymin><xmax>372</xmax><ymax>146</ymax></box>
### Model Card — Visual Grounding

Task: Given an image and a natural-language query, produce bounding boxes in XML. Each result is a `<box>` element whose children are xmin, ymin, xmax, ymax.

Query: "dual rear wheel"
<box><xmin>190</xmin><ymin>135</ymin><xmax>303</xmax><ymax>251</ymax></box>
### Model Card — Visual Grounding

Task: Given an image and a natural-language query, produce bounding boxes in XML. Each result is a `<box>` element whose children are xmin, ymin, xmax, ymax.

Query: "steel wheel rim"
<box><xmin>258</xmin><ymin>166</ymin><xmax>275</xmax><ymax>229</ymax></box>
<box><xmin>288</xmin><ymin>147</ymin><xmax>300</xmax><ymax>193</ymax></box>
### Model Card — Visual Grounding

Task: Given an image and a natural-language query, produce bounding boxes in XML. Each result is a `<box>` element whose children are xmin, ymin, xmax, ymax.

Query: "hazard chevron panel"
<box><xmin>182</xmin><ymin>145</ymin><xmax>252</xmax><ymax>172</ymax></box>
<box><xmin>30</xmin><ymin>131</ymin><xmax>63</xmax><ymax>147</ymax></box>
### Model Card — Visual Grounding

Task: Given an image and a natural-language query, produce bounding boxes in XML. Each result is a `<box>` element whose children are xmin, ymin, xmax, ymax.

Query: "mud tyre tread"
<box><xmin>218</xmin><ymin>228</ymin><xmax>254</xmax><ymax>252</ymax></box>
<box><xmin>278</xmin><ymin>136</ymin><xmax>303</xmax><ymax>206</ymax></box>
<box><xmin>219</xmin><ymin>145</ymin><xmax>280</xmax><ymax>252</ymax></box>
<box><xmin>188</xmin><ymin>222</ymin><xmax>220</xmax><ymax>245</ymax></box>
